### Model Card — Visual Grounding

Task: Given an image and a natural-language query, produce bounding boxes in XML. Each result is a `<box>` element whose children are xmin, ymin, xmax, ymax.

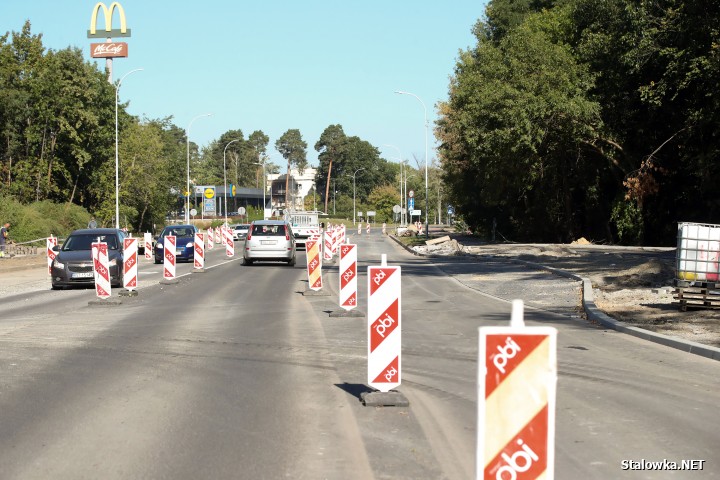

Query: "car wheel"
<box><xmin>288</xmin><ymin>257</ymin><xmax>296</xmax><ymax>267</ymax></box>
<box><xmin>51</xmin><ymin>284</ymin><xmax>63</xmax><ymax>290</ymax></box>
<box><xmin>242</xmin><ymin>257</ymin><xmax>253</xmax><ymax>266</ymax></box>
<box><xmin>154</xmin><ymin>257</ymin><xmax>161</xmax><ymax>264</ymax></box>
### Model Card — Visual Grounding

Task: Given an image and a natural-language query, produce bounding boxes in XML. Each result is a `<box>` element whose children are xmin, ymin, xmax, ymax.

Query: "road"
<box><xmin>0</xmin><ymin>232</ymin><xmax>717</xmax><ymax>479</ymax></box>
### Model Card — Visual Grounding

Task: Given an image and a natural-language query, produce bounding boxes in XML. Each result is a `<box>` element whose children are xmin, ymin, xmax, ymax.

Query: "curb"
<box><xmin>388</xmin><ymin>235</ymin><xmax>720</xmax><ymax>362</ymax></box>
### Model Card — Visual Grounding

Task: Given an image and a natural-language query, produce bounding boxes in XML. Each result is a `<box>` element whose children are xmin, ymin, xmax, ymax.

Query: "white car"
<box><xmin>242</xmin><ymin>220</ymin><xmax>296</xmax><ymax>266</ymax></box>
<box><xmin>232</xmin><ymin>224</ymin><xmax>250</xmax><ymax>241</ymax></box>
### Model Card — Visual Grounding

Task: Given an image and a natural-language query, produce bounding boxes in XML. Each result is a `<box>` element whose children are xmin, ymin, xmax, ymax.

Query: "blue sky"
<box><xmin>1</xmin><ymin>1</ymin><xmax>485</xmax><ymax>167</ymax></box>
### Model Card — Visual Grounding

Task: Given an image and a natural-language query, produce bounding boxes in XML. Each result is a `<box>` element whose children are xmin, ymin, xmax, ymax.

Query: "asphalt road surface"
<box><xmin>0</xmin><ymin>233</ymin><xmax>717</xmax><ymax>479</ymax></box>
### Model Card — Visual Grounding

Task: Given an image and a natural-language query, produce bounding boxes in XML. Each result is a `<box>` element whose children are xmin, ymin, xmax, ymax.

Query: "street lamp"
<box><xmin>349</xmin><ymin>167</ymin><xmax>365</xmax><ymax>225</ymax></box>
<box><xmin>395</xmin><ymin>90</ymin><xmax>429</xmax><ymax>238</ymax></box>
<box><xmin>254</xmin><ymin>157</ymin><xmax>267</xmax><ymax>220</ymax></box>
<box><xmin>114</xmin><ymin>67</ymin><xmax>143</xmax><ymax>229</ymax></box>
<box><xmin>383</xmin><ymin>144</ymin><xmax>405</xmax><ymax>225</ymax></box>
<box><xmin>186</xmin><ymin>113</ymin><xmax>212</xmax><ymax>224</ymax></box>
<box><xmin>223</xmin><ymin>139</ymin><xmax>240</xmax><ymax>226</ymax></box>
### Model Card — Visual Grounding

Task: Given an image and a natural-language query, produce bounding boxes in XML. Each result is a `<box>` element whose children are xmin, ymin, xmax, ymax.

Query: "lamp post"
<box><xmin>395</xmin><ymin>90</ymin><xmax>429</xmax><ymax>238</ymax></box>
<box><xmin>254</xmin><ymin>157</ymin><xmax>267</xmax><ymax>220</ymax></box>
<box><xmin>114</xmin><ymin>68</ymin><xmax>143</xmax><ymax>229</ymax></box>
<box><xmin>383</xmin><ymin>144</ymin><xmax>405</xmax><ymax>225</ymax></box>
<box><xmin>349</xmin><ymin>167</ymin><xmax>364</xmax><ymax>225</ymax></box>
<box><xmin>223</xmin><ymin>139</ymin><xmax>240</xmax><ymax>226</ymax></box>
<box><xmin>186</xmin><ymin>113</ymin><xmax>212</xmax><ymax>224</ymax></box>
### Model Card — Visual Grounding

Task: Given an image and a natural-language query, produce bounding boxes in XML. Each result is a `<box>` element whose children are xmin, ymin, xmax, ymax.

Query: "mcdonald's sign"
<box><xmin>87</xmin><ymin>2</ymin><xmax>131</xmax><ymax>38</ymax></box>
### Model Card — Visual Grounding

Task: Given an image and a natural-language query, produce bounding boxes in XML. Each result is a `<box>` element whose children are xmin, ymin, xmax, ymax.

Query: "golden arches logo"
<box><xmin>87</xmin><ymin>2</ymin><xmax>131</xmax><ymax>38</ymax></box>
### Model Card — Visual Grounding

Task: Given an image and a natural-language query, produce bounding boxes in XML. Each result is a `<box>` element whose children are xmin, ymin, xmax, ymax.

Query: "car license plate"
<box><xmin>72</xmin><ymin>272</ymin><xmax>94</xmax><ymax>279</ymax></box>
<box><xmin>261</xmin><ymin>240</ymin><xmax>277</xmax><ymax>245</ymax></box>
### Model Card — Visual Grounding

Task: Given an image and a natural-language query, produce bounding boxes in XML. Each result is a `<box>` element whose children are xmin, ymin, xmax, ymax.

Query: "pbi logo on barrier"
<box><xmin>88</xmin><ymin>2</ymin><xmax>131</xmax><ymax>38</ymax></box>
<box><xmin>367</xmin><ymin>265</ymin><xmax>401</xmax><ymax>393</ymax></box>
<box><xmin>478</xmin><ymin>326</ymin><xmax>557</xmax><ymax>480</ymax></box>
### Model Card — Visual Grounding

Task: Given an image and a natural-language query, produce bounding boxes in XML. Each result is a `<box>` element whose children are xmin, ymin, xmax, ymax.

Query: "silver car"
<box><xmin>242</xmin><ymin>220</ymin><xmax>296</xmax><ymax>266</ymax></box>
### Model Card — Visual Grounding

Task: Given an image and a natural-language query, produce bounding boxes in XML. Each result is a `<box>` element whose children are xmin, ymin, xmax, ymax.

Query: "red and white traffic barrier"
<box><xmin>144</xmin><ymin>232</ymin><xmax>152</xmax><ymax>260</ymax></box>
<box><xmin>46</xmin><ymin>236</ymin><xmax>57</xmax><ymax>276</ymax></box>
<box><xmin>306</xmin><ymin>237</ymin><xmax>323</xmax><ymax>290</ymax></box>
<box><xmin>207</xmin><ymin>227</ymin><xmax>214</xmax><ymax>250</ymax></box>
<box><xmin>367</xmin><ymin>256</ymin><xmax>401</xmax><ymax>392</ymax></box>
<box><xmin>382</xmin><ymin>223</ymin><xmax>386</xmax><ymax>235</ymax></box>
<box><xmin>194</xmin><ymin>232</ymin><xmax>205</xmax><ymax>269</ymax></box>
<box><xmin>477</xmin><ymin>301</ymin><xmax>557</xmax><ymax>480</ymax></box>
<box><xmin>215</xmin><ymin>226</ymin><xmax>221</xmax><ymax>245</ymax></box>
<box><xmin>323</xmin><ymin>230</ymin><xmax>333</xmax><ymax>262</ymax></box>
<box><xmin>366</xmin><ymin>223</ymin><xmax>371</xmax><ymax>234</ymax></box>
<box><xmin>339</xmin><ymin>243</ymin><xmax>358</xmax><ymax>310</ymax></box>
<box><xmin>163</xmin><ymin>235</ymin><xmax>176</xmax><ymax>280</ymax></box>
<box><xmin>92</xmin><ymin>241</ymin><xmax>111</xmax><ymax>299</ymax></box>
<box><xmin>123</xmin><ymin>237</ymin><xmax>138</xmax><ymax>291</ymax></box>
<box><xmin>221</xmin><ymin>226</ymin><xmax>228</xmax><ymax>246</ymax></box>
<box><xmin>358</xmin><ymin>222</ymin><xmax>362</xmax><ymax>235</ymax></box>
<box><xmin>224</xmin><ymin>227</ymin><xmax>234</xmax><ymax>257</ymax></box>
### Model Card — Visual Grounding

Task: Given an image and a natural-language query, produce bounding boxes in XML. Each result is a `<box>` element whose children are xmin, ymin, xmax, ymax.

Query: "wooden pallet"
<box><xmin>674</xmin><ymin>285</ymin><xmax>720</xmax><ymax>311</ymax></box>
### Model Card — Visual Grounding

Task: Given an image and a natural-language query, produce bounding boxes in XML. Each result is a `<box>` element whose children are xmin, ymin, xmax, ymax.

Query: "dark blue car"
<box><xmin>154</xmin><ymin>224</ymin><xmax>198</xmax><ymax>264</ymax></box>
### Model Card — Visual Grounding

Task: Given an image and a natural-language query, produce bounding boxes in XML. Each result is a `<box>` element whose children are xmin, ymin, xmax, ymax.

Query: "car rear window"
<box><xmin>163</xmin><ymin>227</ymin><xmax>194</xmax><ymax>237</ymax></box>
<box><xmin>251</xmin><ymin>224</ymin><xmax>284</xmax><ymax>236</ymax></box>
<box><xmin>63</xmin><ymin>234</ymin><xmax>119</xmax><ymax>251</ymax></box>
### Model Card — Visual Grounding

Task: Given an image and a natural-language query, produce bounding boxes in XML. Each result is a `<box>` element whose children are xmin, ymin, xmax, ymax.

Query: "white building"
<box><xmin>266</xmin><ymin>167</ymin><xmax>317</xmax><ymax>211</ymax></box>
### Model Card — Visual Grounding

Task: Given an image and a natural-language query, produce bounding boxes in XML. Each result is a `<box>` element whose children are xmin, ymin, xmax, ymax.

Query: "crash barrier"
<box><xmin>477</xmin><ymin>300</ymin><xmax>557</xmax><ymax>480</ymax></box>
<box><xmin>144</xmin><ymin>232</ymin><xmax>152</xmax><ymax>260</ymax></box>
<box><xmin>92</xmin><ymin>241</ymin><xmax>111</xmax><ymax>299</ymax></box>
<box><xmin>194</xmin><ymin>232</ymin><xmax>205</xmax><ymax>269</ymax></box>
<box><xmin>163</xmin><ymin>235</ymin><xmax>176</xmax><ymax>280</ymax></box>
<box><xmin>46</xmin><ymin>236</ymin><xmax>57</xmax><ymax>275</ymax></box>
<box><xmin>367</xmin><ymin>255</ymin><xmax>401</xmax><ymax>393</ymax></box>
<box><xmin>339</xmin><ymin>243</ymin><xmax>358</xmax><ymax>310</ymax></box>
<box><xmin>306</xmin><ymin>237</ymin><xmax>323</xmax><ymax>291</ymax></box>
<box><xmin>123</xmin><ymin>238</ymin><xmax>138</xmax><ymax>291</ymax></box>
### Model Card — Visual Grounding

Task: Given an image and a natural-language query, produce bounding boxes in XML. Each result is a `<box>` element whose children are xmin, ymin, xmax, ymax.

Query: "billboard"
<box><xmin>90</xmin><ymin>42</ymin><xmax>128</xmax><ymax>58</ymax></box>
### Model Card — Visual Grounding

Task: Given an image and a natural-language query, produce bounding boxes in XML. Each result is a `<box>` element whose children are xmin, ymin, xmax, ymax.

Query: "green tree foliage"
<box><xmin>366</xmin><ymin>184</ymin><xmax>398</xmax><ymax>223</ymax></box>
<box><xmin>275</xmin><ymin>129</ymin><xmax>308</xmax><ymax>208</ymax></box>
<box><xmin>439</xmin><ymin>0</ymin><xmax>720</xmax><ymax>244</ymax></box>
<box><xmin>315</xmin><ymin>124</ymin><xmax>347</xmax><ymax>214</ymax></box>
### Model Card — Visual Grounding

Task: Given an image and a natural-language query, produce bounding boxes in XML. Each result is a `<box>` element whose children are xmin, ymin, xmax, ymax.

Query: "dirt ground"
<box><xmin>413</xmin><ymin>233</ymin><xmax>720</xmax><ymax>349</ymax></box>
<box><xmin>3</xmin><ymin>236</ymin><xmax>720</xmax><ymax>349</ymax></box>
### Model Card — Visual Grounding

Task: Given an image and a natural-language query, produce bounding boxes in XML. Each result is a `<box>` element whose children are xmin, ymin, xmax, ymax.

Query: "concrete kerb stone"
<box><xmin>389</xmin><ymin>234</ymin><xmax>720</xmax><ymax>362</ymax></box>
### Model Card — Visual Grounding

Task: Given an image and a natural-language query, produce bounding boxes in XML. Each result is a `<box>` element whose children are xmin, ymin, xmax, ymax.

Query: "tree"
<box><xmin>275</xmin><ymin>129</ymin><xmax>307</xmax><ymax>209</ymax></box>
<box><xmin>315</xmin><ymin>124</ymin><xmax>347</xmax><ymax>214</ymax></box>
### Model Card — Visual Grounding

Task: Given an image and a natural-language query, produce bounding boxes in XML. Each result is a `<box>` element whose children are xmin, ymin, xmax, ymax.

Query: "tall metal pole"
<box><xmin>186</xmin><ymin>113</ymin><xmax>212</xmax><ymax>224</ymax></box>
<box><xmin>114</xmin><ymin>68</ymin><xmax>143</xmax><ymax>229</ymax></box>
<box><xmin>223</xmin><ymin>139</ymin><xmax>240</xmax><ymax>226</ymax></box>
<box><xmin>383</xmin><ymin>144</ymin><xmax>404</xmax><ymax>225</ymax></box>
<box><xmin>351</xmin><ymin>168</ymin><xmax>364</xmax><ymax>225</ymax></box>
<box><xmin>255</xmin><ymin>158</ymin><xmax>267</xmax><ymax>220</ymax></box>
<box><xmin>395</xmin><ymin>91</ymin><xmax>429</xmax><ymax>238</ymax></box>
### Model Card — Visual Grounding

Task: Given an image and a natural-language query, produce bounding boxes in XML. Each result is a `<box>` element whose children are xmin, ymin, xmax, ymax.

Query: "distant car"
<box><xmin>154</xmin><ymin>224</ymin><xmax>198</xmax><ymax>264</ymax></box>
<box><xmin>51</xmin><ymin>228</ymin><xmax>126</xmax><ymax>289</ymax></box>
<box><xmin>242</xmin><ymin>220</ymin><xmax>296</xmax><ymax>266</ymax></box>
<box><xmin>232</xmin><ymin>224</ymin><xmax>250</xmax><ymax>241</ymax></box>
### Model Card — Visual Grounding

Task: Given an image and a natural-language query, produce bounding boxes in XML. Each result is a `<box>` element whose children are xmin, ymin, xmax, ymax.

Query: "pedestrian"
<box><xmin>88</xmin><ymin>216</ymin><xmax>97</xmax><ymax>228</ymax></box>
<box><xmin>0</xmin><ymin>222</ymin><xmax>9</xmax><ymax>258</ymax></box>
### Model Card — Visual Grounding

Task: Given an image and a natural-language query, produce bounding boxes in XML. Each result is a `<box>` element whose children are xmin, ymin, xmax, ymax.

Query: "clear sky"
<box><xmin>1</xmin><ymin>1</ymin><xmax>485</xmax><ymax>167</ymax></box>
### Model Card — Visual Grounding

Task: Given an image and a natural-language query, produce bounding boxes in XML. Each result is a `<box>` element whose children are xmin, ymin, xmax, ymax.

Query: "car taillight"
<box><xmin>284</xmin><ymin>225</ymin><xmax>290</xmax><ymax>241</ymax></box>
<box><xmin>247</xmin><ymin>224</ymin><xmax>253</xmax><ymax>240</ymax></box>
